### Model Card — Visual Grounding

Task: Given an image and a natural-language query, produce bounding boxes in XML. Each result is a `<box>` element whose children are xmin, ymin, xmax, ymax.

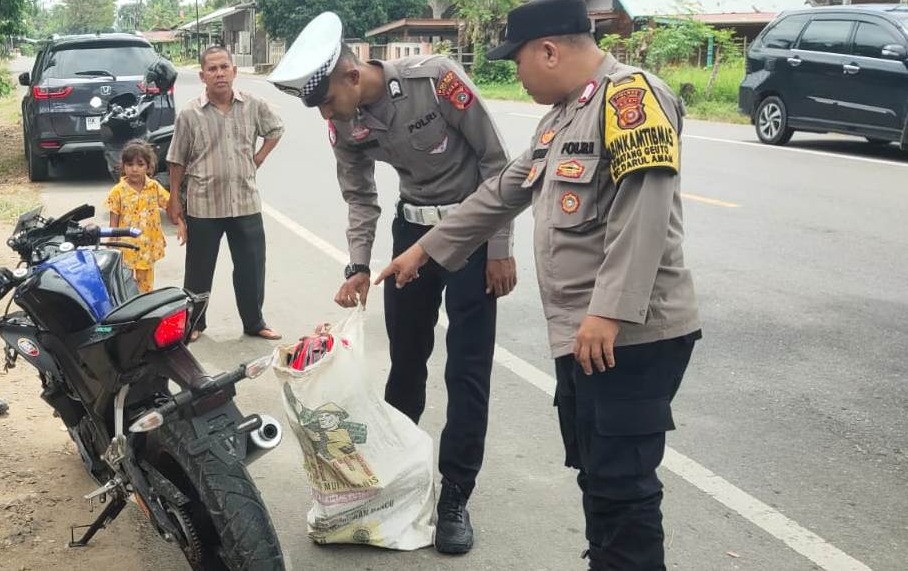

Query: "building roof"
<box><xmin>365</xmin><ymin>18</ymin><xmax>461</xmax><ymax>38</ymax></box>
<box><xmin>617</xmin><ymin>0</ymin><xmax>811</xmax><ymax>19</ymax></box>
<box><xmin>140</xmin><ymin>30</ymin><xmax>178</xmax><ymax>43</ymax></box>
<box><xmin>177</xmin><ymin>3</ymin><xmax>255</xmax><ymax>32</ymax></box>
<box><xmin>687</xmin><ymin>12</ymin><xmax>778</xmax><ymax>24</ymax></box>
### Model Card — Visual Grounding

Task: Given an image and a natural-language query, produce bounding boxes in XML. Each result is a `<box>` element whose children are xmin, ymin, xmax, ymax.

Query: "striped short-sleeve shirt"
<box><xmin>167</xmin><ymin>90</ymin><xmax>284</xmax><ymax>218</ymax></box>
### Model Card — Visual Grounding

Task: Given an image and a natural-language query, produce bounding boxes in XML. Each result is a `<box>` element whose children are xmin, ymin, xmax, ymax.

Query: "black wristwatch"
<box><xmin>344</xmin><ymin>263</ymin><xmax>370</xmax><ymax>280</ymax></box>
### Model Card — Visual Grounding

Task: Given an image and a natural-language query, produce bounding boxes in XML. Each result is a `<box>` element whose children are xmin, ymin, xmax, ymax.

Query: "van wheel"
<box><xmin>25</xmin><ymin>132</ymin><xmax>49</xmax><ymax>182</ymax></box>
<box><xmin>755</xmin><ymin>96</ymin><xmax>793</xmax><ymax>145</ymax></box>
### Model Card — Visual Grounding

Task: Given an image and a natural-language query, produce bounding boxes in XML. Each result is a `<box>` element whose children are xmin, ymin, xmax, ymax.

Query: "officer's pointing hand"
<box><xmin>574</xmin><ymin>316</ymin><xmax>621</xmax><ymax>375</ymax></box>
<box><xmin>375</xmin><ymin>244</ymin><xmax>430</xmax><ymax>289</ymax></box>
<box><xmin>486</xmin><ymin>257</ymin><xmax>518</xmax><ymax>298</ymax></box>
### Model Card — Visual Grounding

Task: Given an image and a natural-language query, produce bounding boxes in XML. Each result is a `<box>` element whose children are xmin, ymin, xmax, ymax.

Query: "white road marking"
<box><xmin>503</xmin><ymin>111</ymin><xmax>908</xmax><ymax>169</ymax></box>
<box><xmin>261</xmin><ymin>202</ymin><xmax>873</xmax><ymax>571</ymax></box>
<box><xmin>685</xmin><ymin>134</ymin><xmax>908</xmax><ymax>168</ymax></box>
<box><xmin>681</xmin><ymin>193</ymin><xmax>740</xmax><ymax>208</ymax></box>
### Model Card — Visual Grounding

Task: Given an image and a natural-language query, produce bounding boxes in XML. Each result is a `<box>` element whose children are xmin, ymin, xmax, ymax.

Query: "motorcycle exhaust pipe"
<box><xmin>244</xmin><ymin>413</ymin><xmax>283</xmax><ymax>465</ymax></box>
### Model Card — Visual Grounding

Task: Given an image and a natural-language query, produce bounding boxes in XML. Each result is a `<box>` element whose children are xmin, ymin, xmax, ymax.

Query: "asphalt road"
<box><xmin>8</xmin><ymin>56</ymin><xmax>907</xmax><ymax>570</ymax></box>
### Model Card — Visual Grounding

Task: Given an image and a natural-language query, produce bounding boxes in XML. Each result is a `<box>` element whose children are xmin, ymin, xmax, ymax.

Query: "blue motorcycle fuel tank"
<box><xmin>15</xmin><ymin>249</ymin><xmax>122</xmax><ymax>334</ymax></box>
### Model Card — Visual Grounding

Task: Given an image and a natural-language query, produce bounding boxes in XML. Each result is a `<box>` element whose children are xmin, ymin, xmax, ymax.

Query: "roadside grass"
<box><xmin>473</xmin><ymin>63</ymin><xmax>751</xmax><ymax>124</ymax></box>
<box><xmin>475</xmin><ymin>81</ymin><xmax>533</xmax><ymax>103</ymax></box>
<box><xmin>659</xmin><ymin>64</ymin><xmax>750</xmax><ymax>124</ymax></box>
<box><xmin>0</xmin><ymin>73</ymin><xmax>41</xmax><ymax>224</ymax></box>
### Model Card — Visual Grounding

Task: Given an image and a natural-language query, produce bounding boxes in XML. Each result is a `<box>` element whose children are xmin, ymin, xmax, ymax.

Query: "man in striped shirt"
<box><xmin>167</xmin><ymin>46</ymin><xmax>284</xmax><ymax>341</ymax></box>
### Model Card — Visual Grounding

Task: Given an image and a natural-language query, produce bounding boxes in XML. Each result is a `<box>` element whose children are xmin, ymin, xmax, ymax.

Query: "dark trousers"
<box><xmin>184</xmin><ymin>214</ymin><xmax>267</xmax><ymax>333</ymax></box>
<box><xmin>554</xmin><ymin>332</ymin><xmax>699</xmax><ymax>571</ymax></box>
<box><xmin>383</xmin><ymin>216</ymin><xmax>496</xmax><ymax>496</ymax></box>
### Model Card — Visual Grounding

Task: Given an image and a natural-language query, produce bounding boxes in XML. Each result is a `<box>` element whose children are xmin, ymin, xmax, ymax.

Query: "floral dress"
<box><xmin>105</xmin><ymin>177</ymin><xmax>170</xmax><ymax>270</ymax></box>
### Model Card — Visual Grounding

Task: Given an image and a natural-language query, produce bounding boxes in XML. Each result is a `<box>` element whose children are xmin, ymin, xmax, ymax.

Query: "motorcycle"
<box><xmin>0</xmin><ymin>204</ymin><xmax>285</xmax><ymax>570</ymax></box>
<box><xmin>95</xmin><ymin>59</ymin><xmax>177</xmax><ymax>185</ymax></box>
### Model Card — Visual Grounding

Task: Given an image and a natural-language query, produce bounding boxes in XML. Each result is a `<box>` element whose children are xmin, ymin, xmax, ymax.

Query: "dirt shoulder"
<box><xmin>0</xmin><ymin>84</ymin><xmax>187</xmax><ymax>570</ymax></box>
<box><xmin>0</xmin><ymin>332</ymin><xmax>184</xmax><ymax>571</ymax></box>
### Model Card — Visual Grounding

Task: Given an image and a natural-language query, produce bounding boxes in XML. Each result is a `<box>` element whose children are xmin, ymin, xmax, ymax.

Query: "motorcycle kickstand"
<box><xmin>68</xmin><ymin>496</ymin><xmax>127</xmax><ymax>547</ymax></box>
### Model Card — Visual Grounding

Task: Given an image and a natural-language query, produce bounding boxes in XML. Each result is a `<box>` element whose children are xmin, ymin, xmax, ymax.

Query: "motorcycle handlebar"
<box><xmin>100</xmin><ymin>227</ymin><xmax>142</xmax><ymax>238</ymax></box>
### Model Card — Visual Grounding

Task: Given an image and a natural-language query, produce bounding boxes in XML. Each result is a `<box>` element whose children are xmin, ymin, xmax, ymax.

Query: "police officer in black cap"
<box><xmin>268</xmin><ymin>12</ymin><xmax>517</xmax><ymax>555</ymax></box>
<box><xmin>376</xmin><ymin>0</ymin><xmax>702</xmax><ymax>569</ymax></box>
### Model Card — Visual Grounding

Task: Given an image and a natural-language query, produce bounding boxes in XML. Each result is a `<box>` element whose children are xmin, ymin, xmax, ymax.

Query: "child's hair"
<box><xmin>121</xmin><ymin>140</ymin><xmax>157</xmax><ymax>176</ymax></box>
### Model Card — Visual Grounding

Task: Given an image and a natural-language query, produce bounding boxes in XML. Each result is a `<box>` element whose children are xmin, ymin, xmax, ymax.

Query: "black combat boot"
<box><xmin>434</xmin><ymin>478</ymin><xmax>473</xmax><ymax>554</ymax></box>
<box><xmin>581</xmin><ymin>544</ymin><xmax>608</xmax><ymax>570</ymax></box>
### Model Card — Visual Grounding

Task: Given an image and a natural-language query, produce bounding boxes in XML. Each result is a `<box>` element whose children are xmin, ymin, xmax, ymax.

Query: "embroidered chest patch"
<box><xmin>555</xmin><ymin>159</ymin><xmax>585</xmax><ymax>179</ymax></box>
<box><xmin>560</xmin><ymin>192</ymin><xmax>581</xmax><ymax>214</ymax></box>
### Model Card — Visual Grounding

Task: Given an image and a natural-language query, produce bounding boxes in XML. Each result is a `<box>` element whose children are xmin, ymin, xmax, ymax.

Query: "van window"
<box><xmin>852</xmin><ymin>22</ymin><xmax>900</xmax><ymax>58</ymax></box>
<box><xmin>761</xmin><ymin>14</ymin><xmax>810</xmax><ymax>49</ymax></box>
<box><xmin>797</xmin><ymin>20</ymin><xmax>853</xmax><ymax>53</ymax></box>
<box><xmin>42</xmin><ymin>45</ymin><xmax>158</xmax><ymax>79</ymax></box>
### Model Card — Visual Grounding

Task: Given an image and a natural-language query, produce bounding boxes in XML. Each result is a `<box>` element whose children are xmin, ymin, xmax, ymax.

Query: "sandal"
<box><xmin>187</xmin><ymin>329</ymin><xmax>202</xmax><ymax>343</ymax></box>
<box><xmin>245</xmin><ymin>328</ymin><xmax>282</xmax><ymax>341</ymax></box>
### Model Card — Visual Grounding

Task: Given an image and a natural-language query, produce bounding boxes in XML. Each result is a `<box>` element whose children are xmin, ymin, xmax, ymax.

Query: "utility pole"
<box><xmin>195</xmin><ymin>0</ymin><xmax>200</xmax><ymax>59</ymax></box>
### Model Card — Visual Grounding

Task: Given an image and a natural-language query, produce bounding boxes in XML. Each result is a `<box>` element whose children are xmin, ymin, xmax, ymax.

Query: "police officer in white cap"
<box><xmin>268</xmin><ymin>12</ymin><xmax>516</xmax><ymax>555</ymax></box>
<box><xmin>376</xmin><ymin>0</ymin><xmax>702</xmax><ymax>568</ymax></box>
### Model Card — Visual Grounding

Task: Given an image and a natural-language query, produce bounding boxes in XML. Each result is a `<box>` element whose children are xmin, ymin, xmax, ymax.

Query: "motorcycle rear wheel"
<box><xmin>143</xmin><ymin>418</ymin><xmax>284</xmax><ymax>571</ymax></box>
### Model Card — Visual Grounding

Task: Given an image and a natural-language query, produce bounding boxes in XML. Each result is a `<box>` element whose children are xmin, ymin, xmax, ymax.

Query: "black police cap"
<box><xmin>487</xmin><ymin>0</ymin><xmax>593</xmax><ymax>61</ymax></box>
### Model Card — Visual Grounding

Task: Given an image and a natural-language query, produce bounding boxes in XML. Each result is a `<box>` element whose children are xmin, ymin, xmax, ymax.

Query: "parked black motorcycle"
<box><xmin>97</xmin><ymin>59</ymin><xmax>177</xmax><ymax>184</ymax></box>
<box><xmin>0</xmin><ymin>204</ymin><xmax>285</xmax><ymax>570</ymax></box>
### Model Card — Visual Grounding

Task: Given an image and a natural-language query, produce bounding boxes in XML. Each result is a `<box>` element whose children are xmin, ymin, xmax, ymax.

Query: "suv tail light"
<box><xmin>138</xmin><ymin>82</ymin><xmax>174</xmax><ymax>95</ymax></box>
<box><xmin>33</xmin><ymin>86</ymin><xmax>73</xmax><ymax>100</ymax></box>
<box><xmin>153</xmin><ymin>308</ymin><xmax>188</xmax><ymax>348</ymax></box>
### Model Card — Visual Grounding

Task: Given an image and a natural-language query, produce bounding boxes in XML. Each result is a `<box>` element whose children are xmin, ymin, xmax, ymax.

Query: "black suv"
<box><xmin>18</xmin><ymin>33</ymin><xmax>175</xmax><ymax>181</ymax></box>
<box><xmin>739</xmin><ymin>5</ymin><xmax>908</xmax><ymax>148</ymax></box>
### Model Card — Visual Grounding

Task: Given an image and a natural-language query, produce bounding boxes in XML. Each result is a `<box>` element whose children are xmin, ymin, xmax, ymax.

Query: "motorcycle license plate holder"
<box><xmin>186</xmin><ymin>402</ymin><xmax>250</xmax><ymax>464</ymax></box>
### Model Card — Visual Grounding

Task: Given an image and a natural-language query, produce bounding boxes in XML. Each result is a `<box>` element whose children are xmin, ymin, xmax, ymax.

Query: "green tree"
<box><xmin>262</xmin><ymin>0</ymin><xmax>426</xmax><ymax>43</ymax></box>
<box><xmin>119</xmin><ymin>0</ymin><xmax>183</xmax><ymax>31</ymax></box>
<box><xmin>62</xmin><ymin>0</ymin><xmax>116</xmax><ymax>34</ymax></box>
<box><xmin>453</xmin><ymin>0</ymin><xmax>519</xmax><ymax>52</ymax></box>
<box><xmin>0</xmin><ymin>0</ymin><xmax>28</xmax><ymax>36</ymax></box>
<box><xmin>26</xmin><ymin>1</ymin><xmax>68</xmax><ymax>38</ymax></box>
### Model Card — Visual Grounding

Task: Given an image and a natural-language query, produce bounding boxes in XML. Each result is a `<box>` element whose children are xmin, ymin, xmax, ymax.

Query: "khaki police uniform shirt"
<box><xmin>329</xmin><ymin>56</ymin><xmax>511</xmax><ymax>266</ymax></box>
<box><xmin>420</xmin><ymin>53</ymin><xmax>700</xmax><ymax>357</ymax></box>
<box><xmin>167</xmin><ymin>90</ymin><xmax>284</xmax><ymax>218</ymax></box>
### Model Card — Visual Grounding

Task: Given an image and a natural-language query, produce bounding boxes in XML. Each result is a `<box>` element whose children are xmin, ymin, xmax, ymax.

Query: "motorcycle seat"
<box><xmin>102</xmin><ymin>287</ymin><xmax>187</xmax><ymax>325</ymax></box>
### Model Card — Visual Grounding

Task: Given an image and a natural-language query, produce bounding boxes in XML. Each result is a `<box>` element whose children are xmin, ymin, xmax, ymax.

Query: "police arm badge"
<box><xmin>603</xmin><ymin>73</ymin><xmax>680</xmax><ymax>184</ymax></box>
<box><xmin>436</xmin><ymin>70</ymin><xmax>475</xmax><ymax>111</ymax></box>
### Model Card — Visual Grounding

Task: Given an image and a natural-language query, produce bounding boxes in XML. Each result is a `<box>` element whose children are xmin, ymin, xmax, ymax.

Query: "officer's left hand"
<box><xmin>485</xmin><ymin>257</ymin><xmax>517</xmax><ymax>298</ymax></box>
<box><xmin>574</xmin><ymin>316</ymin><xmax>621</xmax><ymax>375</ymax></box>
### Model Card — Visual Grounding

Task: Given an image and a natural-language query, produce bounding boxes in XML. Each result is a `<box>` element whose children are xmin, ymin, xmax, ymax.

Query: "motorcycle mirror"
<box><xmin>69</xmin><ymin>204</ymin><xmax>95</xmax><ymax>222</ymax></box>
<box><xmin>90</xmin><ymin>96</ymin><xmax>103</xmax><ymax>109</ymax></box>
<box><xmin>244</xmin><ymin>354</ymin><xmax>274</xmax><ymax>379</ymax></box>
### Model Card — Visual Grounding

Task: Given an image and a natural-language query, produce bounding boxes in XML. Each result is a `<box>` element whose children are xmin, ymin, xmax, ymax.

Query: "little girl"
<box><xmin>106</xmin><ymin>140</ymin><xmax>186</xmax><ymax>293</ymax></box>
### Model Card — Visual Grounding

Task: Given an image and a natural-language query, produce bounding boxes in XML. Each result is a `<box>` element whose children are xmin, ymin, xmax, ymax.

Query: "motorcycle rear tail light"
<box><xmin>153</xmin><ymin>308</ymin><xmax>188</xmax><ymax>348</ymax></box>
<box><xmin>33</xmin><ymin>85</ymin><xmax>73</xmax><ymax>99</ymax></box>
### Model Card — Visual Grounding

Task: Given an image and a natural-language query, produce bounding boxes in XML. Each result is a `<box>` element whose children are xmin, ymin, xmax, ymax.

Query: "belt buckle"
<box><xmin>421</xmin><ymin>207</ymin><xmax>441</xmax><ymax>226</ymax></box>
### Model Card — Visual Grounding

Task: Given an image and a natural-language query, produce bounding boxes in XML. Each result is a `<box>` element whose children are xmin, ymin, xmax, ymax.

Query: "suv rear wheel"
<box><xmin>24</xmin><ymin>129</ymin><xmax>49</xmax><ymax>182</ymax></box>
<box><xmin>755</xmin><ymin>96</ymin><xmax>794</xmax><ymax>146</ymax></box>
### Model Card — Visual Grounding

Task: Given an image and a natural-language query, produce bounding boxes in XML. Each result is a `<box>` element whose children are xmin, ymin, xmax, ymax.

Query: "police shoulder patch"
<box><xmin>436</xmin><ymin>70</ymin><xmax>475</xmax><ymax>111</ymax></box>
<box><xmin>603</xmin><ymin>73</ymin><xmax>679</xmax><ymax>184</ymax></box>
